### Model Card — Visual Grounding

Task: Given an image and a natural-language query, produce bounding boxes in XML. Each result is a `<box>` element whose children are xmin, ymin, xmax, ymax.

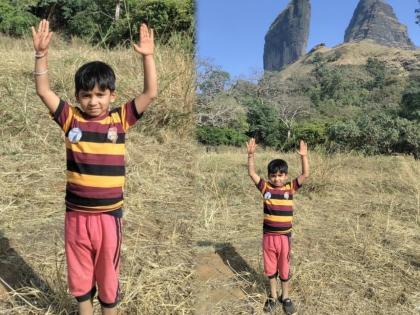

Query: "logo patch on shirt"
<box><xmin>107</xmin><ymin>126</ymin><xmax>118</xmax><ymax>143</ymax></box>
<box><xmin>68</xmin><ymin>127</ymin><xmax>82</xmax><ymax>143</ymax></box>
<box><xmin>264</xmin><ymin>192</ymin><xmax>271</xmax><ymax>200</ymax></box>
<box><xmin>283</xmin><ymin>192</ymin><xmax>289</xmax><ymax>199</ymax></box>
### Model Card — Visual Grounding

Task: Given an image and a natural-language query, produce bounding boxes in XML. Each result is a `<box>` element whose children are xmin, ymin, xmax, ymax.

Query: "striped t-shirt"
<box><xmin>256</xmin><ymin>178</ymin><xmax>301</xmax><ymax>235</ymax></box>
<box><xmin>53</xmin><ymin>99</ymin><xmax>142</xmax><ymax>215</ymax></box>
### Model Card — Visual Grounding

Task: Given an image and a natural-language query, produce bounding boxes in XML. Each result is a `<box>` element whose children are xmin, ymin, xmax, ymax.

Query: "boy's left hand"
<box><xmin>297</xmin><ymin>140</ymin><xmax>308</xmax><ymax>156</ymax></box>
<box><xmin>133</xmin><ymin>23</ymin><xmax>154</xmax><ymax>56</ymax></box>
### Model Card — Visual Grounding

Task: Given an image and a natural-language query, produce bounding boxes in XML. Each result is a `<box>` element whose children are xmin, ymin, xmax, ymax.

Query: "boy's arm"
<box><xmin>246</xmin><ymin>138</ymin><xmax>261</xmax><ymax>185</ymax></box>
<box><xmin>297</xmin><ymin>140</ymin><xmax>309</xmax><ymax>185</ymax></box>
<box><xmin>133</xmin><ymin>24</ymin><xmax>158</xmax><ymax>114</ymax></box>
<box><xmin>32</xmin><ymin>19</ymin><xmax>60</xmax><ymax>114</ymax></box>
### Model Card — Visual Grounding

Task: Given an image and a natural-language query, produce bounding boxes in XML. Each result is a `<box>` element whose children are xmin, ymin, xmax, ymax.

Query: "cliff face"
<box><xmin>263</xmin><ymin>0</ymin><xmax>311</xmax><ymax>71</ymax></box>
<box><xmin>344</xmin><ymin>0</ymin><xmax>415</xmax><ymax>50</ymax></box>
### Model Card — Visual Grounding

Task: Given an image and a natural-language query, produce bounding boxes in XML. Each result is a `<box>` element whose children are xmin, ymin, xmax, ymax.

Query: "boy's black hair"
<box><xmin>267</xmin><ymin>159</ymin><xmax>288</xmax><ymax>175</ymax></box>
<box><xmin>75</xmin><ymin>61</ymin><xmax>116</xmax><ymax>95</ymax></box>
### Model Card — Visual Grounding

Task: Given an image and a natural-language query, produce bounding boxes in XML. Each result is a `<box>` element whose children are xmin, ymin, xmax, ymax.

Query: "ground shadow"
<box><xmin>197</xmin><ymin>241</ymin><xmax>269</xmax><ymax>295</ymax></box>
<box><xmin>0</xmin><ymin>230</ymin><xmax>71</xmax><ymax>313</ymax></box>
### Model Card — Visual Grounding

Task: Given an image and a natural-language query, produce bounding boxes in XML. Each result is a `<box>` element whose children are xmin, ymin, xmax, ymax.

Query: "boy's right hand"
<box><xmin>31</xmin><ymin>19</ymin><xmax>53</xmax><ymax>54</ymax></box>
<box><xmin>246</xmin><ymin>138</ymin><xmax>257</xmax><ymax>155</ymax></box>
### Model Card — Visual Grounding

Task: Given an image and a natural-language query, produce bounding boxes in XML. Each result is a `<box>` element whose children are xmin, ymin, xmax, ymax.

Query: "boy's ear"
<box><xmin>110</xmin><ymin>91</ymin><xmax>117</xmax><ymax>102</ymax></box>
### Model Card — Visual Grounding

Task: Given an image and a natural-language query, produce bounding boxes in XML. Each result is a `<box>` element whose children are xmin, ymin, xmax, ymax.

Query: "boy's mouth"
<box><xmin>270</xmin><ymin>181</ymin><xmax>283</xmax><ymax>186</ymax></box>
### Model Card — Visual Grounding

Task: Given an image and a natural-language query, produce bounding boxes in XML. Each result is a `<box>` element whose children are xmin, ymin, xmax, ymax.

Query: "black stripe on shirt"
<box><xmin>67</xmin><ymin>160</ymin><xmax>125</xmax><ymax>176</ymax></box>
<box><xmin>263</xmin><ymin>209</ymin><xmax>294</xmax><ymax>216</ymax></box>
<box><xmin>66</xmin><ymin>190</ymin><xmax>123</xmax><ymax>207</ymax></box>
<box><xmin>79</xmin><ymin>131</ymin><xmax>125</xmax><ymax>144</ymax></box>
<box><xmin>263</xmin><ymin>224</ymin><xmax>292</xmax><ymax>232</ymax></box>
<box><xmin>268</xmin><ymin>193</ymin><xmax>294</xmax><ymax>200</ymax></box>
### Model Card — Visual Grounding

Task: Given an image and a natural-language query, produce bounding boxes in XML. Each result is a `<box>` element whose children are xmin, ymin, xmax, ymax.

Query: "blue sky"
<box><xmin>197</xmin><ymin>0</ymin><xmax>420</xmax><ymax>78</ymax></box>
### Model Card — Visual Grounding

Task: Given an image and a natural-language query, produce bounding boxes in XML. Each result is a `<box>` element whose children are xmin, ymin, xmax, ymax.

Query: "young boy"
<box><xmin>246</xmin><ymin>138</ymin><xmax>309</xmax><ymax>314</ymax></box>
<box><xmin>31</xmin><ymin>19</ymin><xmax>157</xmax><ymax>315</ymax></box>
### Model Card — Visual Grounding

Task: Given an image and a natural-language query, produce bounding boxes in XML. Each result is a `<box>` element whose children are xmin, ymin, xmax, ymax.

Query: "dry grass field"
<box><xmin>1</xmin><ymin>34</ymin><xmax>419</xmax><ymax>315</ymax></box>
<box><xmin>0</xmin><ymin>35</ymin><xmax>195</xmax><ymax>314</ymax></box>
<box><xmin>193</xmin><ymin>147</ymin><xmax>420</xmax><ymax>314</ymax></box>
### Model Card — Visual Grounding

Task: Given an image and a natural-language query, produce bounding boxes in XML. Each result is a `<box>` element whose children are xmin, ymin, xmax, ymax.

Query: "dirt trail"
<box><xmin>194</xmin><ymin>249</ymin><xmax>247</xmax><ymax>314</ymax></box>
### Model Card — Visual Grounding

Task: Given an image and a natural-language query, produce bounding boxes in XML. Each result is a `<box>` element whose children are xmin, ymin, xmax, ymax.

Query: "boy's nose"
<box><xmin>89</xmin><ymin>98</ymin><xmax>98</xmax><ymax>105</ymax></box>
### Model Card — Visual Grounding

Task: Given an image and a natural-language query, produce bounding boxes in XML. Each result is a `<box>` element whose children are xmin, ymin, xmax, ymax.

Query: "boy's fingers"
<box><xmin>139</xmin><ymin>24</ymin><xmax>143</xmax><ymax>36</ymax></box>
<box><xmin>150</xmin><ymin>28</ymin><xmax>154</xmax><ymax>40</ymax></box>
<box><xmin>31</xmin><ymin>26</ymin><xmax>36</xmax><ymax>38</ymax></box>
<box><xmin>133</xmin><ymin>43</ymin><xmax>140</xmax><ymax>52</ymax></box>
<box><xmin>144</xmin><ymin>27</ymin><xmax>149</xmax><ymax>40</ymax></box>
<box><xmin>46</xmin><ymin>31</ymin><xmax>53</xmax><ymax>42</ymax></box>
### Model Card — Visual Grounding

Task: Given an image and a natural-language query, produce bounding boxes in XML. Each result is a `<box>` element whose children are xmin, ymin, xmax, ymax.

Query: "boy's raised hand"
<box><xmin>31</xmin><ymin>19</ymin><xmax>53</xmax><ymax>53</ymax></box>
<box><xmin>133</xmin><ymin>23</ymin><xmax>154</xmax><ymax>56</ymax></box>
<box><xmin>297</xmin><ymin>140</ymin><xmax>308</xmax><ymax>156</ymax></box>
<box><xmin>246</xmin><ymin>138</ymin><xmax>257</xmax><ymax>155</ymax></box>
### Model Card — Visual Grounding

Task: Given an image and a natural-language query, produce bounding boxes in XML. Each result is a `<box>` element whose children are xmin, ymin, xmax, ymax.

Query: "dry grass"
<box><xmin>193</xmin><ymin>146</ymin><xmax>420</xmax><ymax>314</ymax></box>
<box><xmin>280</xmin><ymin>40</ymin><xmax>420</xmax><ymax>80</ymax></box>
<box><xmin>0</xmin><ymin>34</ymin><xmax>195</xmax><ymax>314</ymax></box>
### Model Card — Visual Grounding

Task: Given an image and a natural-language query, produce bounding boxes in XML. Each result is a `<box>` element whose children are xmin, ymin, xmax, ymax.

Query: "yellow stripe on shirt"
<box><xmin>67</xmin><ymin>171</ymin><xmax>125</xmax><ymax>188</ymax></box>
<box><xmin>63</xmin><ymin>109</ymin><xmax>74</xmax><ymax>133</ymax></box>
<box><xmin>66</xmin><ymin>141</ymin><xmax>125</xmax><ymax>155</ymax></box>
<box><xmin>264</xmin><ymin>214</ymin><xmax>293</xmax><ymax>222</ymax></box>
<box><xmin>265</xmin><ymin>199</ymin><xmax>294</xmax><ymax>206</ymax></box>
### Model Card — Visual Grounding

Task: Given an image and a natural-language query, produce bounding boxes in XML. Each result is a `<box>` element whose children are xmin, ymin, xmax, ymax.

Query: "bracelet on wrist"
<box><xmin>35</xmin><ymin>51</ymin><xmax>48</xmax><ymax>59</ymax></box>
<box><xmin>33</xmin><ymin>69</ymin><xmax>48</xmax><ymax>76</ymax></box>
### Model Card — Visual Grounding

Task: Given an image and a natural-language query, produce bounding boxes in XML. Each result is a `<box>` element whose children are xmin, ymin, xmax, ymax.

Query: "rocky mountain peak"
<box><xmin>344</xmin><ymin>0</ymin><xmax>415</xmax><ymax>50</ymax></box>
<box><xmin>263</xmin><ymin>0</ymin><xmax>311</xmax><ymax>71</ymax></box>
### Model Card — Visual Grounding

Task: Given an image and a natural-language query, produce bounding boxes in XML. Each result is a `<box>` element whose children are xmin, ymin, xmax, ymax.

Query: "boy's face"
<box><xmin>76</xmin><ymin>84</ymin><xmax>116</xmax><ymax>117</ymax></box>
<box><xmin>268</xmin><ymin>171</ymin><xmax>288</xmax><ymax>187</ymax></box>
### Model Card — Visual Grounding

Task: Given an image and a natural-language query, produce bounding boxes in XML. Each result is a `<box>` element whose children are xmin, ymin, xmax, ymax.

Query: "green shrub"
<box><xmin>26</xmin><ymin>0</ymin><xmax>194</xmax><ymax>47</ymax></box>
<box><xmin>245</xmin><ymin>101</ymin><xmax>287</xmax><ymax>148</ymax></box>
<box><xmin>365</xmin><ymin>57</ymin><xmax>386</xmax><ymax>89</ymax></box>
<box><xmin>292</xmin><ymin>122</ymin><xmax>328</xmax><ymax>147</ymax></box>
<box><xmin>327</xmin><ymin>113</ymin><xmax>419</xmax><ymax>157</ymax></box>
<box><xmin>196</xmin><ymin>126</ymin><xmax>247</xmax><ymax>147</ymax></box>
<box><xmin>0</xmin><ymin>1</ymin><xmax>38</xmax><ymax>37</ymax></box>
<box><xmin>130</xmin><ymin>0</ymin><xmax>194</xmax><ymax>44</ymax></box>
<box><xmin>400</xmin><ymin>92</ymin><xmax>420</xmax><ymax>121</ymax></box>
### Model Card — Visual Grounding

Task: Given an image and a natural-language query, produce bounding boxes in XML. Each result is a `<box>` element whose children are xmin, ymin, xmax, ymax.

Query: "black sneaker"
<box><xmin>263</xmin><ymin>297</ymin><xmax>279</xmax><ymax>313</ymax></box>
<box><xmin>280</xmin><ymin>297</ymin><xmax>296</xmax><ymax>315</ymax></box>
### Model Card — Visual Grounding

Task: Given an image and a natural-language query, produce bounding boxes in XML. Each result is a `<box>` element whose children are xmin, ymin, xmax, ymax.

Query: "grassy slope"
<box><xmin>194</xmin><ymin>147</ymin><xmax>420</xmax><ymax>314</ymax></box>
<box><xmin>0</xmin><ymin>35</ymin><xmax>195</xmax><ymax>314</ymax></box>
<box><xmin>279</xmin><ymin>40</ymin><xmax>420</xmax><ymax>81</ymax></box>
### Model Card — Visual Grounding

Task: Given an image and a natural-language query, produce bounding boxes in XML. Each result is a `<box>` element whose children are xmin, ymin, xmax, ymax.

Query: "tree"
<box><xmin>257</xmin><ymin>73</ymin><xmax>312</xmax><ymax>140</ymax></box>
<box><xmin>196</xmin><ymin>61</ymin><xmax>248</xmax><ymax>135</ymax></box>
<box><xmin>196</xmin><ymin>94</ymin><xmax>248</xmax><ymax>131</ymax></box>
<box><xmin>197</xmin><ymin>60</ymin><xmax>231</xmax><ymax>100</ymax></box>
<box><xmin>115</xmin><ymin>0</ymin><xmax>120</xmax><ymax>20</ymax></box>
<box><xmin>24</xmin><ymin>0</ymin><xmax>194</xmax><ymax>46</ymax></box>
<box><xmin>0</xmin><ymin>1</ymin><xmax>38</xmax><ymax>36</ymax></box>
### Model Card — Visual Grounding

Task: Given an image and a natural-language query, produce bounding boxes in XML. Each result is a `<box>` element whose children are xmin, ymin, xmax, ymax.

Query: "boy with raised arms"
<box><xmin>32</xmin><ymin>19</ymin><xmax>157</xmax><ymax>315</ymax></box>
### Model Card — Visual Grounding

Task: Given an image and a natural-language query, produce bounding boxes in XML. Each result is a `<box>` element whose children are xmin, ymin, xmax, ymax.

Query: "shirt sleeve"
<box><xmin>256</xmin><ymin>178</ymin><xmax>267</xmax><ymax>194</ymax></box>
<box><xmin>51</xmin><ymin>99</ymin><xmax>75</xmax><ymax>133</ymax></box>
<box><xmin>291</xmin><ymin>178</ymin><xmax>302</xmax><ymax>193</ymax></box>
<box><xmin>117</xmin><ymin>99</ymin><xmax>143</xmax><ymax>132</ymax></box>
